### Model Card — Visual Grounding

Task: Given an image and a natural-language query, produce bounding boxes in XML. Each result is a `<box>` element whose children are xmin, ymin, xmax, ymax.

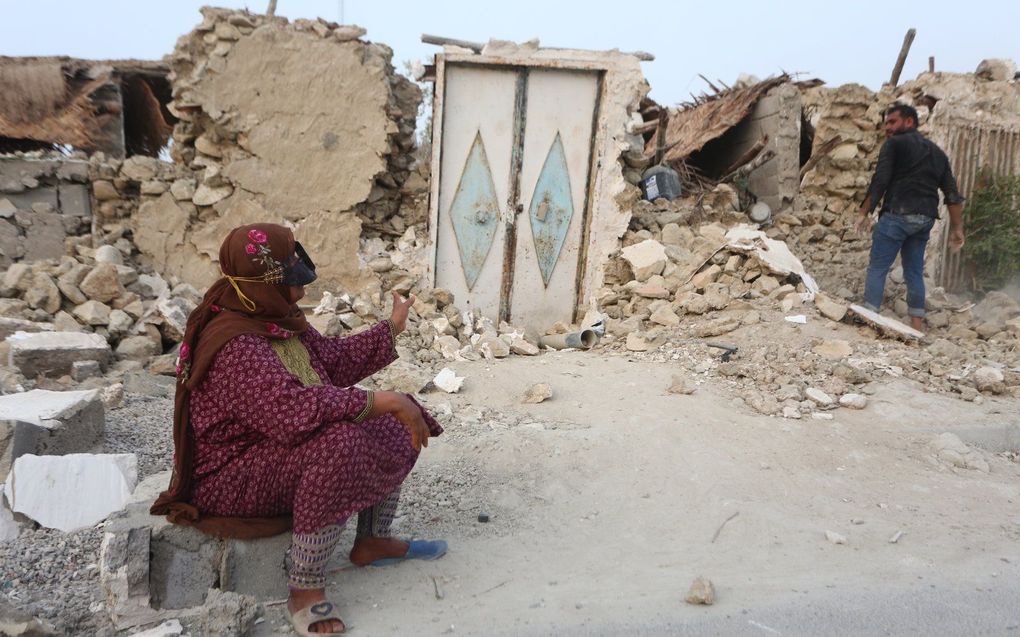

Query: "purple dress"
<box><xmin>188</xmin><ymin>322</ymin><xmax>437</xmax><ymax>534</ymax></box>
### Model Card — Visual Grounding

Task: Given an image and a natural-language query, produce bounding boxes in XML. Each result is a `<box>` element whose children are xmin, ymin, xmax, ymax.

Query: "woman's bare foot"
<box><xmin>348</xmin><ymin>536</ymin><xmax>409</xmax><ymax>566</ymax></box>
<box><xmin>288</xmin><ymin>588</ymin><xmax>345</xmax><ymax>634</ymax></box>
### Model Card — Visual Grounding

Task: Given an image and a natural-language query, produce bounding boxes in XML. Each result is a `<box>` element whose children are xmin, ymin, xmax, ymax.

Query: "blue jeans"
<box><xmin>863</xmin><ymin>213</ymin><xmax>935</xmax><ymax>318</ymax></box>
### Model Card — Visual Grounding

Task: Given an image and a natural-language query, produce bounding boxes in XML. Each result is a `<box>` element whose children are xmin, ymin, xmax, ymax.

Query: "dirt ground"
<box><xmin>247</xmin><ymin>337</ymin><xmax>1020</xmax><ymax>636</ymax></box>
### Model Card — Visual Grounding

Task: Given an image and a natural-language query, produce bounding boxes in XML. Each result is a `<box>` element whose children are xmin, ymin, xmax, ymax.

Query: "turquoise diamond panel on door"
<box><xmin>528</xmin><ymin>132</ymin><xmax>574</xmax><ymax>286</ymax></box>
<box><xmin>448</xmin><ymin>131</ymin><xmax>500</xmax><ymax>290</ymax></box>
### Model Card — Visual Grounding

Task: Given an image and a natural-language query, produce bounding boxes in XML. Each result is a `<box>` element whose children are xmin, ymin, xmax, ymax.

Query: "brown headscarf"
<box><xmin>150</xmin><ymin>223</ymin><xmax>310</xmax><ymax>539</ymax></box>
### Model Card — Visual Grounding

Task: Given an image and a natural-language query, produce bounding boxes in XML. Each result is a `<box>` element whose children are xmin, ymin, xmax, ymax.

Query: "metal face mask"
<box><xmin>282</xmin><ymin>241</ymin><xmax>317</xmax><ymax>285</ymax></box>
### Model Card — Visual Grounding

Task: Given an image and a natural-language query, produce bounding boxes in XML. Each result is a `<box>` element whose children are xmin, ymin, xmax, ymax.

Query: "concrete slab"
<box><xmin>6</xmin><ymin>330</ymin><xmax>111</xmax><ymax>377</ymax></box>
<box><xmin>0</xmin><ymin>388</ymin><xmax>104</xmax><ymax>479</ymax></box>
<box><xmin>3</xmin><ymin>452</ymin><xmax>137</xmax><ymax>532</ymax></box>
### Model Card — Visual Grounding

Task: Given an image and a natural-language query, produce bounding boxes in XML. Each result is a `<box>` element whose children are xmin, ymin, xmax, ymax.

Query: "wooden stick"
<box><xmin>799</xmin><ymin>134</ymin><xmax>844</xmax><ymax>180</ymax></box>
<box><xmin>653</xmin><ymin>110</ymin><xmax>669</xmax><ymax>165</ymax></box>
<box><xmin>888</xmin><ymin>28</ymin><xmax>917</xmax><ymax>86</ymax></box>
<box><xmin>421</xmin><ymin>34</ymin><xmax>484</xmax><ymax>53</ymax></box>
<box><xmin>632</xmin><ymin>120</ymin><xmax>659</xmax><ymax>135</ymax></box>
<box><xmin>698</xmin><ymin>74</ymin><xmax>722</xmax><ymax>94</ymax></box>
<box><xmin>928</xmin><ymin>56</ymin><xmax>935</xmax><ymax>73</ymax></box>
<box><xmin>720</xmin><ymin>136</ymin><xmax>768</xmax><ymax>178</ymax></box>
<box><xmin>266</xmin><ymin>0</ymin><xmax>277</xmax><ymax>16</ymax></box>
<box><xmin>711</xmin><ymin>511</ymin><xmax>740</xmax><ymax>543</ymax></box>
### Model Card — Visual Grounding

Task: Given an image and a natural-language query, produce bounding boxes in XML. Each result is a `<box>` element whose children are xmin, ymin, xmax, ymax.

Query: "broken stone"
<box><xmin>825</xmin><ymin>530</ymin><xmax>847</xmax><ymax>545</ymax></box>
<box><xmin>101</xmin><ymin>383</ymin><xmax>125</xmax><ymax>410</ymax></box>
<box><xmin>73</xmin><ymin>299</ymin><xmax>112</xmax><ymax>326</ymax></box>
<box><xmin>92</xmin><ymin>180</ymin><xmax>119</xmax><ymax>201</ymax></box>
<box><xmin>814</xmin><ymin>293</ymin><xmax>848</xmax><ymax>322</ymax></box>
<box><xmin>690</xmin><ymin>265</ymin><xmax>722</xmax><ymax>290</ymax></box>
<box><xmin>621</xmin><ymin>239</ymin><xmax>667</xmax><ymax>282</ymax></box>
<box><xmin>24</xmin><ymin>273</ymin><xmax>61</xmax><ymax>315</ymax></box>
<box><xmin>192</xmin><ymin>184</ymin><xmax>233</xmax><ymax>206</ymax></box>
<box><xmin>521</xmin><ymin>383</ymin><xmax>552</xmax><ymax>404</ymax></box>
<box><xmin>848</xmin><ymin>304</ymin><xmax>923</xmax><ymax>341</ymax></box>
<box><xmin>625</xmin><ymin>332</ymin><xmax>653</xmax><ymax>352</ymax></box>
<box><xmin>80</xmin><ymin>263</ymin><xmax>125</xmax><ymax>303</ymax></box>
<box><xmin>693</xmin><ymin>317</ymin><xmax>739</xmax><ymax>338</ymax></box>
<box><xmin>0</xmin><ymin>494</ymin><xmax>20</xmax><ymax>542</ymax></box>
<box><xmin>973</xmin><ymin>366</ymin><xmax>1005</xmax><ymax>394</ymax></box>
<box><xmin>930</xmin><ymin>433</ymin><xmax>989</xmax><ymax>473</ymax></box>
<box><xmin>975</xmin><ymin>58</ymin><xmax>1017</xmax><ymax>82</ymax></box>
<box><xmin>649</xmin><ymin>305</ymin><xmax>680</xmax><ymax>327</ymax></box>
<box><xmin>116</xmin><ymin>335</ymin><xmax>162</xmax><ymax>362</ymax></box>
<box><xmin>157</xmin><ymin>297</ymin><xmax>194</xmax><ymax>341</ymax></box>
<box><xmin>199</xmin><ymin>589</ymin><xmax>261</xmax><ymax>637</ymax></box>
<box><xmin>334</xmin><ymin>24</ymin><xmax>368</xmax><ymax>42</ymax></box>
<box><xmin>169</xmin><ymin>179</ymin><xmax>197</xmax><ymax>201</ymax></box>
<box><xmin>667</xmin><ymin>375</ymin><xmax>696</xmax><ymax>395</ymax></box>
<box><xmin>684</xmin><ymin>577</ymin><xmax>715</xmax><ymax>605</ymax></box>
<box><xmin>812</xmin><ymin>339</ymin><xmax>852</xmax><ymax>360</ymax></box>
<box><xmin>838</xmin><ymin>393</ymin><xmax>868</xmax><ymax>409</ymax></box>
<box><xmin>476</xmin><ymin>335</ymin><xmax>510</xmax><ymax>359</ymax></box>
<box><xmin>94</xmin><ymin>244</ymin><xmax>124</xmax><ymax>266</ymax></box>
<box><xmin>433</xmin><ymin>367</ymin><xmax>464</xmax><ymax>393</ymax></box>
<box><xmin>782</xmin><ymin>405</ymin><xmax>802</xmax><ymax>419</ymax></box>
<box><xmin>0</xmin><ymin>317</ymin><xmax>53</xmax><ymax>340</ymax></box>
<box><xmin>7</xmin><ymin>331</ymin><xmax>111</xmax><ymax>377</ymax></box>
<box><xmin>679</xmin><ymin>293</ymin><xmax>710</xmax><ymax>315</ymax></box>
<box><xmin>0</xmin><ymin>388</ymin><xmax>105</xmax><ymax>478</ymax></box>
<box><xmin>4</xmin><ymin>453</ymin><xmax>136</xmax><ymax>532</ymax></box>
<box><xmin>120</xmin><ymin>156</ymin><xmax>159</xmax><ymax>181</ymax></box>
<box><xmin>702</xmin><ymin>282</ymin><xmax>730</xmax><ymax>310</ymax></box>
<box><xmin>805</xmin><ymin>387</ymin><xmax>834</xmax><ymax>407</ymax></box>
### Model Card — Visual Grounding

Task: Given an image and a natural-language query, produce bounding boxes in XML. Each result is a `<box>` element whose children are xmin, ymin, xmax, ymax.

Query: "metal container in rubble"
<box><xmin>641</xmin><ymin>165</ymin><xmax>682</xmax><ymax>201</ymax></box>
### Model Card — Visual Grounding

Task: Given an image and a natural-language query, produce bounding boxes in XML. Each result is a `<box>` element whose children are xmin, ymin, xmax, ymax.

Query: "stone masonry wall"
<box><xmin>131</xmin><ymin>7</ymin><xmax>424</xmax><ymax>296</ymax></box>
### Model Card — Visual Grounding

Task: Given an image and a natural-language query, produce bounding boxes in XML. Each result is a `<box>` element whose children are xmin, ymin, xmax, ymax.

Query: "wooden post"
<box><xmin>888</xmin><ymin>28</ymin><xmax>917</xmax><ymax>87</ymax></box>
<box><xmin>928</xmin><ymin>56</ymin><xmax>935</xmax><ymax>73</ymax></box>
<box><xmin>266</xmin><ymin>0</ymin><xmax>277</xmax><ymax>16</ymax></box>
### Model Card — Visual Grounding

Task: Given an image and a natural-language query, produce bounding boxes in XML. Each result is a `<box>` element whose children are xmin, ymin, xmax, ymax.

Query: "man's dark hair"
<box><xmin>886</xmin><ymin>103</ymin><xmax>919</xmax><ymax>126</ymax></box>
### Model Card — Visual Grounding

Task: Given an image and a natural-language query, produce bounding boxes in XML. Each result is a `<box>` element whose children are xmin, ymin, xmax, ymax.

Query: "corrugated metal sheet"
<box><xmin>931</xmin><ymin>119</ymin><xmax>1020</xmax><ymax>290</ymax></box>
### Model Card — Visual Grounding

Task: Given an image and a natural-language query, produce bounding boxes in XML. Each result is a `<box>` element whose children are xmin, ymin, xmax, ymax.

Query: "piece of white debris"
<box><xmin>433</xmin><ymin>367</ymin><xmax>465</xmax><ymax>394</ymax></box>
<box><xmin>784</xmin><ymin>315</ymin><xmax>807</xmax><ymax>324</ymax></box>
<box><xmin>825</xmin><ymin>530</ymin><xmax>847</xmax><ymax>545</ymax></box>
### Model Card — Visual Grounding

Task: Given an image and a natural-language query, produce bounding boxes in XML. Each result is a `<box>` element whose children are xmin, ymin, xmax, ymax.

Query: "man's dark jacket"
<box><xmin>866</xmin><ymin>129</ymin><xmax>964</xmax><ymax>217</ymax></box>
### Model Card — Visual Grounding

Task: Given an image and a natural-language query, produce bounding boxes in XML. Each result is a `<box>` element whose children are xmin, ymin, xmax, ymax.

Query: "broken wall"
<box><xmin>0</xmin><ymin>157</ymin><xmax>93</xmax><ymax>267</ymax></box>
<box><xmin>787</xmin><ymin>69</ymin><xmax>1020</xmax><ymax>306</ymax></box>
<box><xmin>131</xmin><ymin>7</ymin><xmax>424</xmax><ymax>295</ymax></box>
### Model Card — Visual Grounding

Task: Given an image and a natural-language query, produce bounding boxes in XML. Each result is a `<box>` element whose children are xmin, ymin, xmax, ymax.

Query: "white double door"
<box><xmin>434</xmin><ymin>63</ymin><xmax>600</xmax><ymax>335</ymax></box>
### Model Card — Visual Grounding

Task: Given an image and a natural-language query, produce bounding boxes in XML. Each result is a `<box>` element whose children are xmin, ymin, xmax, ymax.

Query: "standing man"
<box><xmin>854</xmin><ymin>103</ymin><xmax>966</xmax><ymax>332</ymax></box>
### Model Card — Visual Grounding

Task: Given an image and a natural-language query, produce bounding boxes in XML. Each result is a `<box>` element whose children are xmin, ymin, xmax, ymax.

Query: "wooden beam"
<box><xmin>421</xmin><ymin>34</ymin><xmax>484</xmax><ymax>53</ymax></box>
<box><xmin>888</xmin><ymin>28</ymin><xmax>917</xmax><ymax>87</ymax></box>
<box><xmin>799</xmin><ymin>135</ymin><xmax>844</xmax><ymax>180</ymax></box>
<box><xmin>266</xmin><ymin>0</ymin><xmax>277</xmax><ymax>16</ymax></box>
<box><xmin>928</xmin><ymin>56</ymin><xmax>935</xmax><ymax>73</ymax></box>
<box><xmin>631</xmin><ymin>120</ymin><xmax>659</xmax><ymax>135</ymax></box>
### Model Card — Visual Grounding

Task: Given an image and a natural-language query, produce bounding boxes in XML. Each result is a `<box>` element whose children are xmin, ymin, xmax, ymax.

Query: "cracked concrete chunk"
<box><xmin>4</xmin><ymin>453</ymin><xmax>136</xmax><ymax>532</ymax></box>
<box><xmin>80</xmin><ymin>263</ymin><xmax>125</xmax><ymax>303</ymax></box>
<box><xmin>7</xmin><ymin>331</ymin><xmax>111</xmax><ymax>377</ymax></box>
<box><xmin>684</xmin><ymin>577</ymin><xmax>715</xmax><ymax>605</ymax></box>
<box><xmin>0</xmin><ymin>389</ymin><xmax>105</xmax><ymax>479</ymax></box>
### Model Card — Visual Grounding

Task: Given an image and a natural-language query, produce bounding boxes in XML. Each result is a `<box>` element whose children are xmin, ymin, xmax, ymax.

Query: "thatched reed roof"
<box><xmin>0</xmin><ymin>56</ymin><xmax>169</xmax><ymax>153</ymax></box>
<box><xmin>648</xmin><ymin>75</ymin><xmax>791</xmax><ymax>165</ymax></box>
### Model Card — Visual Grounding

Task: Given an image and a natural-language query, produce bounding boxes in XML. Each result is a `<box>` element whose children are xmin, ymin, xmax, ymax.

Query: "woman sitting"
<box><xmin>151</xmin><ymin>223</ymin><xmax>444</xmax><ymax>635</ymax></box>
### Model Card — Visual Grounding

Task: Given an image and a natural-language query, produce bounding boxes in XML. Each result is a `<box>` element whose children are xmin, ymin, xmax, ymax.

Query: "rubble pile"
<box><xmin>0</xmin><ymin>223</ymin><xmax>197</xmax><ymax>396</ymax></box>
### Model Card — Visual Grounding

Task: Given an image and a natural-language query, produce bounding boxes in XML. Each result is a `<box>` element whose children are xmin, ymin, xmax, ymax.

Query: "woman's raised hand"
<box><xmin>389</xmin><ymin>292</ymin><xmax>415</xmax><ymax>336</ymax></box>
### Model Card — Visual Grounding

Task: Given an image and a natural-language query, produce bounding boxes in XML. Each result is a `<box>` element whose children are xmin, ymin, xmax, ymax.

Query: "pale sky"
<box><xmin>2</xmin><ymin>0</ymin><xmax>1017</xmax><ymax>106</ymax></box>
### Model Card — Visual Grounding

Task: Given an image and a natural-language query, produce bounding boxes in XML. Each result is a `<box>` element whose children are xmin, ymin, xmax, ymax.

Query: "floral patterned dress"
<box><xmin>187</xmin><ymin>321</ymin><xmax>436</xmax><ymax>534</ymax></box>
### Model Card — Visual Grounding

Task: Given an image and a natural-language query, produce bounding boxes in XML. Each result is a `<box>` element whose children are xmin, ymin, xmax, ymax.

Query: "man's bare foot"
<box><xmin>349</xmin><ymin>536</ymin><xmax>409</xmax><ymax>566</ymax></box>
<box><xmin>288</xmin><ymin>588</ymin><xmax>344</xmax><ymax>634</ymax></box>
<box><xmin>910</xmin><ymin>316</ymin><xmax>924</xmax><ymax>332</ymax></box>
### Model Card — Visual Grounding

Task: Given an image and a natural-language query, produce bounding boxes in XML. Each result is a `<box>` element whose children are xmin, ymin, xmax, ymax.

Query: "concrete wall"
<box><xmin>718</xmin><ymin>83</ymin><xmax>802</xmax><ymax>211</ymax></box>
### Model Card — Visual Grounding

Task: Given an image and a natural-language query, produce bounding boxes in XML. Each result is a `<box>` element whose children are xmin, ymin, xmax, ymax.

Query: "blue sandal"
<box><xmin>369</xmin><ymin>539</ymin><xmax>448</xmax><ymax>567</ymax></box>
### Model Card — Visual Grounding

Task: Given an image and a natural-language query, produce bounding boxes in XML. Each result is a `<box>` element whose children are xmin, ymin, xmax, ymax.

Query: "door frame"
<box><xmin>428</xmin><ymin>53</ymin><xmax>607</xmax><ymax>325</ymax></box>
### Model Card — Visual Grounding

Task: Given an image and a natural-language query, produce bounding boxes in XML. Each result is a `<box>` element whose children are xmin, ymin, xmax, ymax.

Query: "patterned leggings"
<box><xmin>288</xmin><ymin>487</ymin><xmax>401</xmax><ymax>590</ymax></box>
